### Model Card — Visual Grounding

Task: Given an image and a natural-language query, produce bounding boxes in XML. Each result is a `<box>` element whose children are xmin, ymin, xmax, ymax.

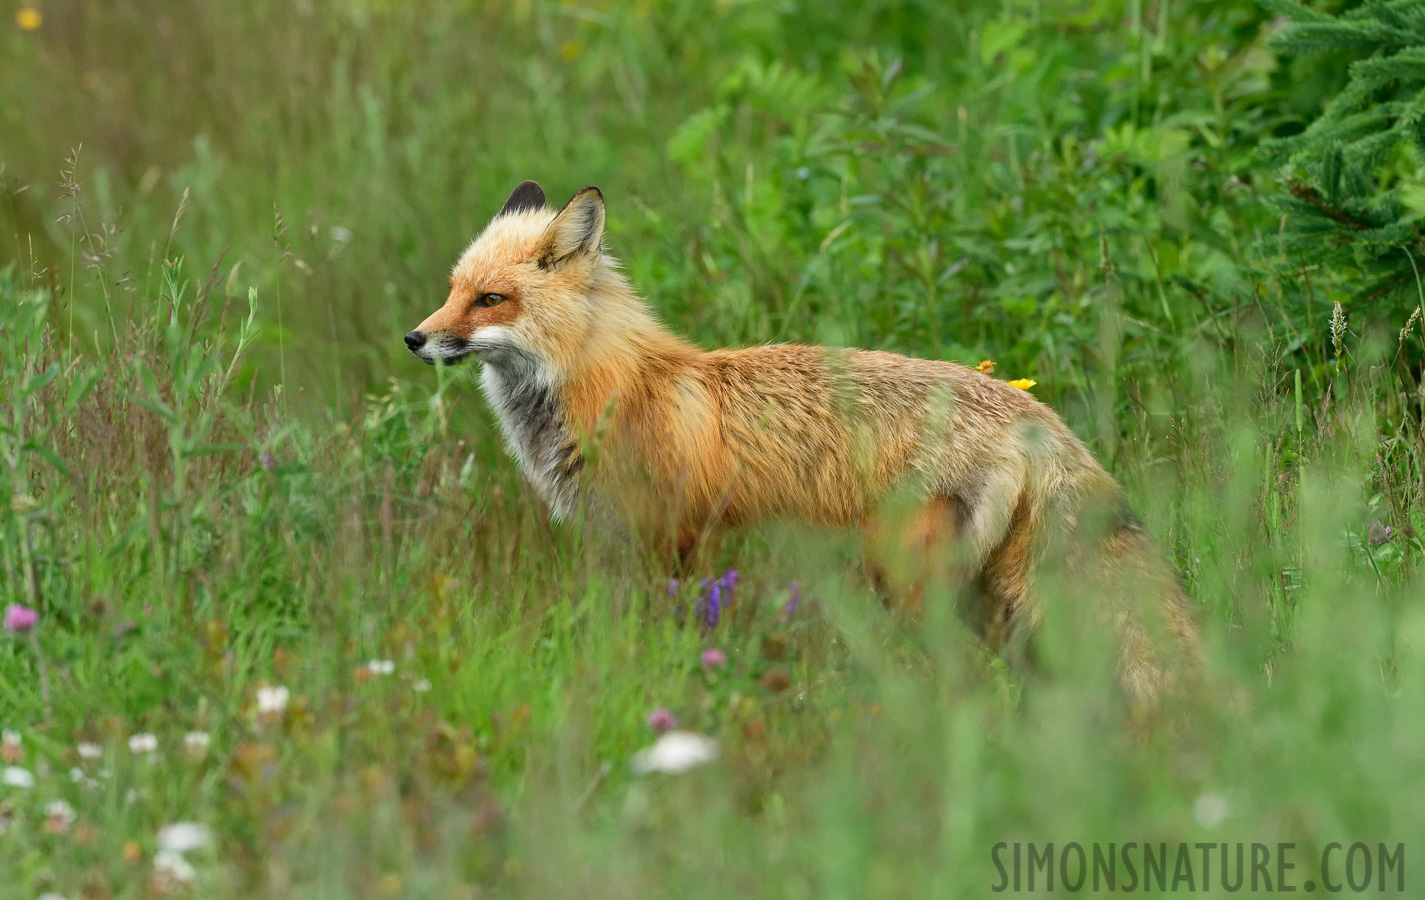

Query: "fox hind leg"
<box><xmin>862</xmin><ymin>492</ymin><xmax>978</xmax><ymax>617</ymax></box>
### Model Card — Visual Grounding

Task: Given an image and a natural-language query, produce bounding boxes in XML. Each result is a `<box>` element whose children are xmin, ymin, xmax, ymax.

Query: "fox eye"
<box><xmin>473</xmin><ymin>293</ymin><xmax>506</xmax><ymax>308</ymax></box>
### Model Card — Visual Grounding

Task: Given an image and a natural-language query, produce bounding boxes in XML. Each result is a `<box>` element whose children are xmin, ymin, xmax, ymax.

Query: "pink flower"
<box><xmin>3</xmin><ymin>604</ymin><xmax>38</xmax><ymax>633</ymax></box>
<box><xmin>700</xmin><ymin>648</ymin><xmax>728</xmax><ymax>669</ymax></box>
<box><xmin>647</xmin><ymin>708</ymin><xmax>677</xmax><ymax>733</ymax></box>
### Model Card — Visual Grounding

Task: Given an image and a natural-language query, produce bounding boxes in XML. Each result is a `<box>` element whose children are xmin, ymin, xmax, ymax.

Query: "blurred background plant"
<box><xmin>2</xmin><ymin>0</ymin><xmax>1424</xmax><ymax>897</ymax></box>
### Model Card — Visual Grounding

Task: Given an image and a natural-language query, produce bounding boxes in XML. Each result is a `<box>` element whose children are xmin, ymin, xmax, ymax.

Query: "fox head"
<box><xmin>405</xmin><ymin>181</ymin><xmax>632</xmax><ymax>375</ymax></box>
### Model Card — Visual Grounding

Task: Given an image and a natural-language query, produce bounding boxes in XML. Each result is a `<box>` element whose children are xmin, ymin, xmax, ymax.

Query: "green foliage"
<box><xmin>1266</xmin><ymin>0</ymin><xmax>1425</xmax><ymax>303</ymax></box>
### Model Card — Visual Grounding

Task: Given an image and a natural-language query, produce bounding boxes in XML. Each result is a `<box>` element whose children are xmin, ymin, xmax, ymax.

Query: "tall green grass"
<box><xmin>2</xmin><ymin>0</ymin><xmax>1423</xmax><ymax>897</ymax></box>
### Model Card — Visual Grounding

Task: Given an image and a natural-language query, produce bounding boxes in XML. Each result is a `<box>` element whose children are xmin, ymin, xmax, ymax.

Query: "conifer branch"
<box><xmin>1286</xmin><ymin>179</ymin><xmax>1373</xmax><ymax>231</ymax></box>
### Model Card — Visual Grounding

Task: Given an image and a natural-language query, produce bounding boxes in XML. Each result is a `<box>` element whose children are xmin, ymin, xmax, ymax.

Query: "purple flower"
<box><xmin>784</xmin><ymin>582</ymin><xmax>801</xmax><ymax>617</ymax></box>
<box><xmin>259</xmin><ymin>452</ymin><xmax>274</xmax><ymax>471</ymax></box>
<box><xmin>666</xmin><ymin>578</ymin><xmax>680</xmax><ymax>598</ymax></box>
<box><xmin>705</xmin><ymin>583</ymin><xmax>721</xmax><ymax>628</ymax></box>
<box><xmin>3</xmin><ymin>604</ymin><xmax>38</xmax><ymax>633</ymax></box>
<box><xmin>1368</xmin><ymin>521</ymin><xmax>1394</xmax><ymax>547</ymax></box>
<box><xmin>701</xmin><ymin>648</ymin><xmax>727</xmax><ymax>669</ymax></box>
<box><xmin>647</xmin><ymin>708</ymin><xmax>677</xmax><ymax>733</ymax></box>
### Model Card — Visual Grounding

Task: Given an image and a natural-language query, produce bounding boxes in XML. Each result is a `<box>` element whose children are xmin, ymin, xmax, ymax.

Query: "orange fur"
<box><xmin>407</xmin><ymin>182</ymin><xmax>1199</xmax><ymax>713</ymax></box>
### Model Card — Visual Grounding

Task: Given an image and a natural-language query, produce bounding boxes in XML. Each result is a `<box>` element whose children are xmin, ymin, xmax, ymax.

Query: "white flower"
<box><xmin>2</xmin><ymin>729</ymin><xmax>20</xmax><ymax>747</ymax></box>
<box><xmin>629</xmin><ymin>731</ymin><xmax>719</xmax><ymax>775</ymax></box>
<box><xmin>69</xmin><ymin>767</ymin><xmax>98</xmax><ymax>789</ymax></box>
<box><xmin>411</xmin><ymin>678</ymin><xmax>432</xmax><ymax>693</ymax></box>
<box><xmin>256</xmin><ymin>685</ymin><xmax>289</xmax><ymax>714</ymax></box>
<box><xmin>153</xmin><ymin>848</ymin><xmax>197</xmax><ymax>886</ymax></box>
<box><xmin>46</xmin><ymin>798</ymin><xmax>76</xmax><ymax>826</ymax></box>
<box><xmin>366</xmin><ymin>659</ymin><xmax>395</xmax><ymax>676</ymax></box>
<box><xmin>183</xmin><ymin>731</ymin><xmax>210</xmax><ymax>752</ymax></box>
<box><xmin>157</xmin><ymin>822</ymin><xmax>214</xmax><ymax>853</ymax></box>
<box><xmin>1193</xmin><ymin>792</ymin><xmax>1229</xmax><ymax>828</ymax></box>
<box><xmin>1</xmin><ymin>766</ymin><xmax>35</xmax><ymax>788</ymax></box>
<box><xmin>128</xmin><ymin>733</ymin><xmax>158</xmax><ymax>754</ymax></box>
<box><xmin>76</xmin><ymin>742</ymin><xmax>102</xmax><ymax>760</ymax></box>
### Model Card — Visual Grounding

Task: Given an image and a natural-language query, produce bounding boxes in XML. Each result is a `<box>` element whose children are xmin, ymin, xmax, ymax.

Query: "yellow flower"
<box><xmin>1008</xmin><ymin>378</ymin><xmax>1037</xmax><ymax>391</ymax></box>
<box><xmin>976</xmin><ymin>359</ymin><xmax>996</xmax><ymax>375</ymax></box>
<box><xmin>16</xmin><ymin>8</ymin><xmax>42</xmax><ymax>30</ymax></box>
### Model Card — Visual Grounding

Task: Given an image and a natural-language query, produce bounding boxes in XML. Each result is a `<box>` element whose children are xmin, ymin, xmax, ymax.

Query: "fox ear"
<box><xmin>535</xmin><ymin>187</ymin><xmax>605</xmax><ymax>270</ymax></box>
<box><xmin>498</xmin><ymin>180</ymin><xmax>546</xmax><ymax>218</ymax></box>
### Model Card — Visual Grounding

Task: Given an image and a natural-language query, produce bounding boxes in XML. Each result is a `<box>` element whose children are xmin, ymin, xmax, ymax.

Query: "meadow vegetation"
<box><xmin>2</xmin><ymin>0</ymin><xmax>1424</xmax><ymax>896</ymax></box>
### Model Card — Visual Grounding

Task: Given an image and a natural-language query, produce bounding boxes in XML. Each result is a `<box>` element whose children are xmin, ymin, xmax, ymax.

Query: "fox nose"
<box><xmin>404</xmin><ymin>331</ymin><xmax>426</xmax><ymax>352</ymax></box>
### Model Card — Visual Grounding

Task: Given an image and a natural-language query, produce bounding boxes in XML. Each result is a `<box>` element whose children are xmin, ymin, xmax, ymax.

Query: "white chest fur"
<box><xmin>479</xmin><ymin>359</ymin><xmax>584</xmax><ymax>520</ymax></box>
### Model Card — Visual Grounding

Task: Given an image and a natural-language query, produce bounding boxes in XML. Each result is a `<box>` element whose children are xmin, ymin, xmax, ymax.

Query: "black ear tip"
<box><xmin>498</xmin><ymin>180</ymin><xmax>547</xmax><ymax>218</ymax></box>
<box><xmin>578</xmin><ymin>186</ymin><xmax>603</xmax><ymax>202</ymax></box>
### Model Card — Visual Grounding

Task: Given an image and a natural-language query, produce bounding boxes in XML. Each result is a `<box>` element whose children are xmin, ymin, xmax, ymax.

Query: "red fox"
<box><xmin>407</xmin><ymin>181</ymin><xmax>1198</xmax><ymax>713</ymax></box>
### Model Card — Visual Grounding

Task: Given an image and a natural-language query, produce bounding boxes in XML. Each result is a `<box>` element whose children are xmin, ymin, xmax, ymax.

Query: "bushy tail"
<box><xmin>1091</xmin><ymin>508</ymin><xmax>1202</xmax><ymax>724</ymax></box>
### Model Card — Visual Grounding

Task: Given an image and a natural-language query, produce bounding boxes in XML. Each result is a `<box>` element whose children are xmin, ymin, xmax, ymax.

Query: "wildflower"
<box><xmin>256</xmin><ymin>685</ymin><xmax>289</xmax><ymax>715</ymax></box>
<box><xmin>700</xmin><ymin>648</ymin><xmax>727</xmax><ymax>669</ymax></box>
<box><xmin>0</xmin><ymin>730</ymin><xmax>20</xmax><ymax>763</ymax></box>
<box><xmin>2</xmin><ymin>766</ymin><xmax>35</xmax><ymax>788</ymax></box>
<box><xmin>128</xmin><ymin>733</ymin><xmax>158</xmax><ymax>755</ymax></box>
<box><xmin>76</xmin><ymin>742</ymin><xmax>102</xmax><ymax>760</ymax></box>
<box><xmin>411</xmin><ymin>678</ymin><xmax>432</xmax><ymax>693</ymax></box>
<box><xmin>15</xmin><ymin>8</ymin><xmax>42</xmax><ymax>31</ymax></box>
<box><xmin>1007</xmin><ymin>378</ymin><xmax>1037</xmax><ymax>391</ymax></box>
<box><xmin>977</xmin><ymin>359</ymin><xmax>996</xmax><ymax>375</ymax></box>
<box><xmin>1368</xmin><ymin>521</ymin><xmax>1394</xmax><ymax>547</ymax></box>
<box><xmin>183</xmin><ymin>731</ymin><xmax>210</xmax><ymax>756</ymax></box>
<box><xmin>1193</xmin><ymin>792</ymin><xmax>1229</xmax><ymax>828</ymax></box>
<box><xmin>3</xmin><ymin>604</ymin><xmax>38</xmax><ymax>633</ymax></box>
<box><xmin>69</xmin><ymin>767</ymin><xmax>98</xmax><ymax>789</ymax></box>
<box><xmin>784</xmin><ymin>581</ymin><xmax>801</xmax><ymax>617</ymax></box>
<box><xmin>157</xmin><ymin>822</ymin><xmax>214</xmax><ymax>853</ymax></box>
<box><xmin>630</xmin><ymin>731</ymin><xmax>719</xmax><ymax>775</ymax></box>
<box><xmin>666</xmin><ymin>578</ymin><xmax>680</xmax><ymax>598</ymax></box>
<box><xmin>152</xmin><ymin>849</ymin><xmax>197</xmax><ymax>889</ymax></box>
<box><xmin>365</xmin><ymin>659</ymin><xmax>395</xmax><ymax>676</ymax></box>
<box><xmin>46</xmin><ymin>798</ymin><xmax>75</xmax><ymax>831</ymax></box>
<box><xmin>646</xmin><ymin>708</ymin><xmax>677</xmax><ymax>733</ymax></box>
<box><xmin>259</xmin><ymin>452</ymin><xmax>274</xmax><ymax>471</ymax></box>
<box><xmin>704</xmin><ymin>583</ymin><xmax>721</xmax><ymax>628</ymax></box>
